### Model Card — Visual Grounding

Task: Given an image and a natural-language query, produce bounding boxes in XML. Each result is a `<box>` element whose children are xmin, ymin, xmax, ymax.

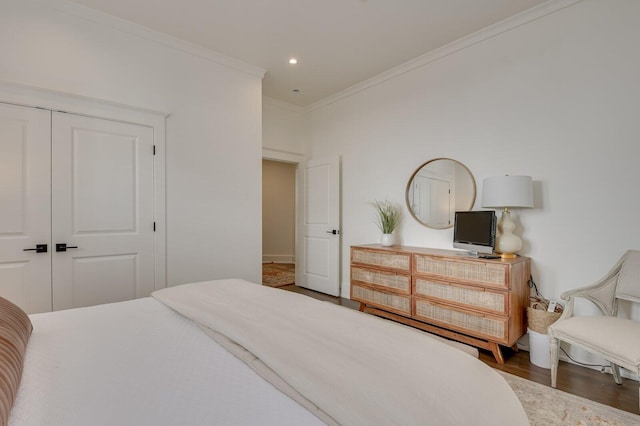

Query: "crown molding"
<box><xmin>38</xmin><ymin>0</ymin><xmax>266</xmax><ymax>79</ymax></box>
<box><xmin>309</xmin><ymin>0</ymin><xmax>584</xmax><ymax>111</ymax></box>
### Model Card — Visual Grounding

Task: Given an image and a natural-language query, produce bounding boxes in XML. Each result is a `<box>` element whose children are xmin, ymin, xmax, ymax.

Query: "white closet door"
<box><xmin>0</xmin><ymin>103</ymin><xmax>52</xmax><ymax>313</ymax></box>
<box><xmin>51</xmin><ymin>112</ymin><xmax>155</xmax><ymax>310</ymax></box>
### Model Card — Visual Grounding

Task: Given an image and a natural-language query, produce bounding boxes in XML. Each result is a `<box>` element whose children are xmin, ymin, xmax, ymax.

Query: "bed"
<box><xmin>3</xmin><ymin>279</ymin><xmax>529</xmax><ymax>425</ymax></box>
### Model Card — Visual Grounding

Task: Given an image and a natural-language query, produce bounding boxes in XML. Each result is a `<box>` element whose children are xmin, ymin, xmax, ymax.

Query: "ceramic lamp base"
<box><xmin>495</xmin><ymin>209</ymin><xmax>522</xmax><ymax>258</ymax></box>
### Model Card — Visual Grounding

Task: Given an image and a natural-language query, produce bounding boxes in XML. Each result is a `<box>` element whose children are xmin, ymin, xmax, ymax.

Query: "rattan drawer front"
<box><xmin>352</xmin><ymin>267</ymin><xmax>410</xmax><ymax>294</ymax></box>
<box><xmin>414</xmin><ymin>299</ymin><xmax>507</xmax><ymax>341</ymax></box>
<box><xmin>414</xmin><ymin>256</ymin><xmax>507</xmax><ymax>288</ymax></box>
<box><xmin>352</xmin><ymin>248</ymin><xmax>411</xmax><ymax>271</ymax></box>
<box><xmin>352</xmin><ymin>285</ymin><xmax>411</xmax><ymax>315</ymax></box>
<box><xmin>414</xmin><ymin>278</ymin><xmax>507</xmax><ymax>315</ymax></box>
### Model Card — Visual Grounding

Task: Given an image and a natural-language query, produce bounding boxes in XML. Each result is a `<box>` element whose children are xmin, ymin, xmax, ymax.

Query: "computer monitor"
<box><xmin>453</xmin><ymin>210</ymin><xmax>496</xmax><ymax>255</ymax></box>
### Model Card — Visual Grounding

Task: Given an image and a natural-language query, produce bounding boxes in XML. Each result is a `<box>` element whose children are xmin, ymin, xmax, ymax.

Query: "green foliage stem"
<box><xmin>372</xmin><ymin>200</ymin><xmax>401</xmax><ymax>234</ymax></box>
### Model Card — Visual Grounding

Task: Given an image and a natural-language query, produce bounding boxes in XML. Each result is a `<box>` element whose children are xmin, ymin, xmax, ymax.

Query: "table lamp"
<box><xmin>481</xmin><ymin>175</ymin><xmax>533</xmax><ymax>259</ymax></box>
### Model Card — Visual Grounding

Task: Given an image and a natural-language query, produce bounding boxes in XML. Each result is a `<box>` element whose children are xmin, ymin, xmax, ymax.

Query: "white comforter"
<box><xmin>153</xmin><ymin>279</ymin><xmax>529</xmax><ymax>426</ymax></box>
<box><xmin>9</xmin><ymin>296</ymin><xmax>323</xmax><ymax>426</ymax></box>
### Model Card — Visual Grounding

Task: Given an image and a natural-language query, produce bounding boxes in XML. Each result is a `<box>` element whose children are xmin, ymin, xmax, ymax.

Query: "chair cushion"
<box><xmin>549</xmin><ymin>316</ymin><xmax>640</xmax><ymax>371</ymax></box>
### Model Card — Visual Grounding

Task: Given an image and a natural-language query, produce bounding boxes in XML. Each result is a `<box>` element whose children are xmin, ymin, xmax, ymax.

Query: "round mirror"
<box><xmin>405</xmin><ymin>158</ymin><xmax>476</xmax><ymax>229</ymax></box>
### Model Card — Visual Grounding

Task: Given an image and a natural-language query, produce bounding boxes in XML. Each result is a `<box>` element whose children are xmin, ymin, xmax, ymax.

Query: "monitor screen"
<box><xmin>453</xmin><ymin>211</ymin><xmax>496</xmax><ymax>254</ymax></box>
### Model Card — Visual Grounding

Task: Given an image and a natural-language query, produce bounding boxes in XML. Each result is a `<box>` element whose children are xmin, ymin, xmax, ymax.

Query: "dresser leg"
<box><xmin>359</xmin><ymin>303</ymin><xmax>366</xmax><ymax>312</ymax></box>
<box><xmin>490</xmin><ymin>342</ymin><xmax>505</xmax><ymax>364</ymax></box>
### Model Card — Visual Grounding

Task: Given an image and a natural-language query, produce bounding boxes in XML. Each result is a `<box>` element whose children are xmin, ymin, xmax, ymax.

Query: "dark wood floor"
<box><xmin>280</xmin><ymin>284</ymin><xmax>639</xmax><ymax>415</ymax></box>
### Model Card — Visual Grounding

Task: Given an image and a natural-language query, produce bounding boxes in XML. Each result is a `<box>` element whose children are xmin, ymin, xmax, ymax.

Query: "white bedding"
<box><xmin>9</xmin><ymin>297</ymin><xmax>323</xmax><ymax>426</ymax></box>
<box><xmin>154</xmin><ymin>279</ymin><xmax>529</xmax><ymax>426</ymax></box>
<box><xmin>10</xmin><ymin>279</ymin><xmax>529</xmax><ymax>426</ymax></box>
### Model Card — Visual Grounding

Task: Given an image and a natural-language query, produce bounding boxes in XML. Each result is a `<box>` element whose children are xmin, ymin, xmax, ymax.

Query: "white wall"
<box><xmin>0</xmin><ymin>0</ymin><xmax>264</xmax><ymax>285</ymax></box>
<box><xmin>305</xmin><ymin>0</ymin><xmax>640</xmax><ymax>343</ymax></box>
<box><xmin>263</xmin><ymin>97</ymin><xmax>307</xmax><ymax>157</ymax></box>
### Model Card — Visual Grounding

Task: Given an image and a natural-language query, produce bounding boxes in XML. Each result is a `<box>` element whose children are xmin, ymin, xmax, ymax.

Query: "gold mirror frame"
<box><xmin>405</xmin><ymin>158</ymin><xmax>477</xmax><ymax>229</ymax></box>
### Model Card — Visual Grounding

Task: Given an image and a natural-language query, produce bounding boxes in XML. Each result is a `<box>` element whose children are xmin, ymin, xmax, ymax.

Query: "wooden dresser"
<box><xmin>350</xmin><ymin>244</ymin><xmax>530</xmax><ymax>363</ymax></box>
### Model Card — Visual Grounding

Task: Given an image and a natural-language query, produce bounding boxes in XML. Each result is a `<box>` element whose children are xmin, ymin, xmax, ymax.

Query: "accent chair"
<box><xmin>548</xmin><ymin>250</ymin><xmax>640</xmax><ymax>410</ymax></box>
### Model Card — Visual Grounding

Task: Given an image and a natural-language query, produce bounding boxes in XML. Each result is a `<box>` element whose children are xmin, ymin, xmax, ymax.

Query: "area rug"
<box><xmin>262</xmin><ymin>263</ymin><xmax>295</xmax><ymax>287</ymax></box>
<box><xmin>498</xmin><ymin>371</ymin><xmax>640</xmax><ymax>425</ymax></box>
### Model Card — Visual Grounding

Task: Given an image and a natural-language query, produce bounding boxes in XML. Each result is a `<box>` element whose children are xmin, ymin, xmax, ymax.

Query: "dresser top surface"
<box><xmin>351</xmin><ymin>244</ymin><xmax>529</xmax><ymax>265</ymax></box>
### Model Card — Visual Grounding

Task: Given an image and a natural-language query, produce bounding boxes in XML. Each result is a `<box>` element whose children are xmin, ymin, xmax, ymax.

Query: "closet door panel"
<box><xmin>52</xmin><ymin>113</ymin><xmax>155</xmax><ymax>310</ymax></box>
<box><xmin>0</xmin><ymin>103</ymin><xmax>52</xmax><ymax>313</ymax></box>
<box><xmin>73</xmin><ymin>129</ymin><xmax>137</xmax><ymax>233</ymax></box>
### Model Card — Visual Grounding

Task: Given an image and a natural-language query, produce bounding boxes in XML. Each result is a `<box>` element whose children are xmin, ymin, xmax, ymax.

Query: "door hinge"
<box><xmin>153</xmin><ymin>222</ymin><xmax>156</xmax><ymax>232</ymax></box>
<box><xmin>153</xmin><ymin>145</ymin><xmax>156</xmax><ymax>155</ymax></box>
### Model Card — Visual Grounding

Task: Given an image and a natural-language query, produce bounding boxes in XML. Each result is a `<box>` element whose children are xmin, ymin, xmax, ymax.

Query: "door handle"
<box><xmin>325</xmin><ymin>229</ymin><xmax>340</xmax><ymax>235</ymax></box>
<box><xmin>56</xmin><ymin>243</ymin><xmax>79</xmax><ymax>252</ymax></box>
<box><xmin>23</xmin><ymin>244</ymin><xmax>48</xmax><ymax>253</ymax></box>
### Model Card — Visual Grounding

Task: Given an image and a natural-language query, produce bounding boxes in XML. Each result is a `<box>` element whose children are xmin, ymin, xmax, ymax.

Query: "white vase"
<box><xmin>380</xmin><ymin>233</ymin><xmax>395</xmax><ymax>247</ymax></box>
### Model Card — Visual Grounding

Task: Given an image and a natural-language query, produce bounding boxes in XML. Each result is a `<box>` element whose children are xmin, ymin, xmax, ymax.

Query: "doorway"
<box><xmin>262</xmin><ymin>159</ymin><xmax>297</xmax><ymax>287</ymax></box>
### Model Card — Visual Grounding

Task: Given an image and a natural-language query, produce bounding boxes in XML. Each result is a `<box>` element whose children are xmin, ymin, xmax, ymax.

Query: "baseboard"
<box><xmin>262</xmin><ymin>255</ymin><xmax>295</xmax><ymax>264</ymax></box>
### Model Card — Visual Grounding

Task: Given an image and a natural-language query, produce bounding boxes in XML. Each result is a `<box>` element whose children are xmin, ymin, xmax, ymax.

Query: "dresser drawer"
<box><xmin>351</xmin><ymin>248</ymin><xmax>411</xmax><ymax>272</ymax></box>
<box><xmin>351</xmin><ymin>284</ymin><xmax>411</xmax><ymax>316</ymax></box>
<box><xmin>414</xmin><ymin>278</ymin><xmax>507</xmax><ymax>315</ymax></box>
<box><xmin>414</xmin><ymin>255</ymin><xmax>508</xmax><ymax>288</ymax></box>
<box><xmin>352</xmin><ymin>266</ymin><xmax>411</xmax><ymax>294</ymax></box>
<box><xmin>413</xmin><ymin>298</ymin><xmax>507</xmax><ymax>342</ymax></box>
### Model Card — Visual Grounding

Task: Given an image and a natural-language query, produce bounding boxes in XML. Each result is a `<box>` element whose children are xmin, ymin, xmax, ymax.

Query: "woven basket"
<box><xmin>527</xmin><ymin>302</ymin><xmax>561</xmax><ymax>334</ymax></box>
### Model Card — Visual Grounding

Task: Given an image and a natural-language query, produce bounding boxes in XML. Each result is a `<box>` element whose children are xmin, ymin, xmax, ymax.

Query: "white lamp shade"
<box><xmin>481</xmin><ymin>175</ymin><xmax>533</xmax><ymax>208</ymax></box>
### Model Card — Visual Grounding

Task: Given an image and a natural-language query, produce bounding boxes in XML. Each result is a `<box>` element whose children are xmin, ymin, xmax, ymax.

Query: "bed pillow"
<box><xmin>0</xmin><ymin>297</ymin><xmax>32</xmax><ymax>425</ymax></box>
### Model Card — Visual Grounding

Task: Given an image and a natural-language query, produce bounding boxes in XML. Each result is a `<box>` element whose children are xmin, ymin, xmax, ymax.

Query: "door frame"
<box><xmin>0</xmin><ymin>81</ymin><xmax>168</xmax><ymax>292</ymax></box>
<box><xmin>262</xmin><ymin>149</ymin><xmax>342</xmax><ymax>297</ymax></box>
<box><xmin>261</xmin><ymin>148</ymin><xmax>303</xmax><ymax>283</ymax></box>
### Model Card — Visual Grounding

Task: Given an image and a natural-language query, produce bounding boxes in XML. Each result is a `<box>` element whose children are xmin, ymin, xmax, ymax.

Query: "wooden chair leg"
<box><xmin>549</xmin><ymin>335</ymin><xmax>559</xmax><ymax>388</ymax></box>
<box><xmin>611</xmin><ymin>363</ymin><xmax>623</xmax><ymax>385</ymax></box>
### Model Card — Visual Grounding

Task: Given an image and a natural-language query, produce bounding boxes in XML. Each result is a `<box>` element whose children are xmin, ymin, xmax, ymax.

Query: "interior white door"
<box><xmin>51</xmin><ymin>112</ymin><xmax>156</xmax><ymax>310</ymax></box>
<box><xmin>299</xmin><ymin>157</ymin><xmax>340</xmax><ymax>296</ymax></box>
<box><xmin>0</xmin><ymin>103</ymin><xmax>52</xmax><ymax>313</ymax></box>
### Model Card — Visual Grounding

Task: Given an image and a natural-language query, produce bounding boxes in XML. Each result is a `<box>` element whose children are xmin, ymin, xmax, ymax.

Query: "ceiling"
<box><xmin>67</xmin><ymin>0</ymin><xmax>548</xmax><ymax>106</ymax></box>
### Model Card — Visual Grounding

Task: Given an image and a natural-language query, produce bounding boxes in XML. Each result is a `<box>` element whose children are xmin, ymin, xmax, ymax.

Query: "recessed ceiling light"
<box><xmin>288</xmin><ymin>58</ymin><xmax>298</xmax><ymax>65</ymax></box>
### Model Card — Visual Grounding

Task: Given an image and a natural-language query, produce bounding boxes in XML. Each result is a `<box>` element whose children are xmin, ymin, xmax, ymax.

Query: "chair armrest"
<box><xmin>556</xmin><ymin>251</ymin><xmax>630</xmax><ymax>319</ymax></box>
<box><xmin>560</xmin><ymin>286</ymin><xmax>595</xmax><ymax>301</ymax></box>
<box><xmin>555</xmin><ymin>297</ymin><xmax>575</xmax><ymax>321</ymax></box>
<box><xmin>559</xmin><ymin>274</ymin><xmax>619</xmax><ymax>316</ymax></box>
